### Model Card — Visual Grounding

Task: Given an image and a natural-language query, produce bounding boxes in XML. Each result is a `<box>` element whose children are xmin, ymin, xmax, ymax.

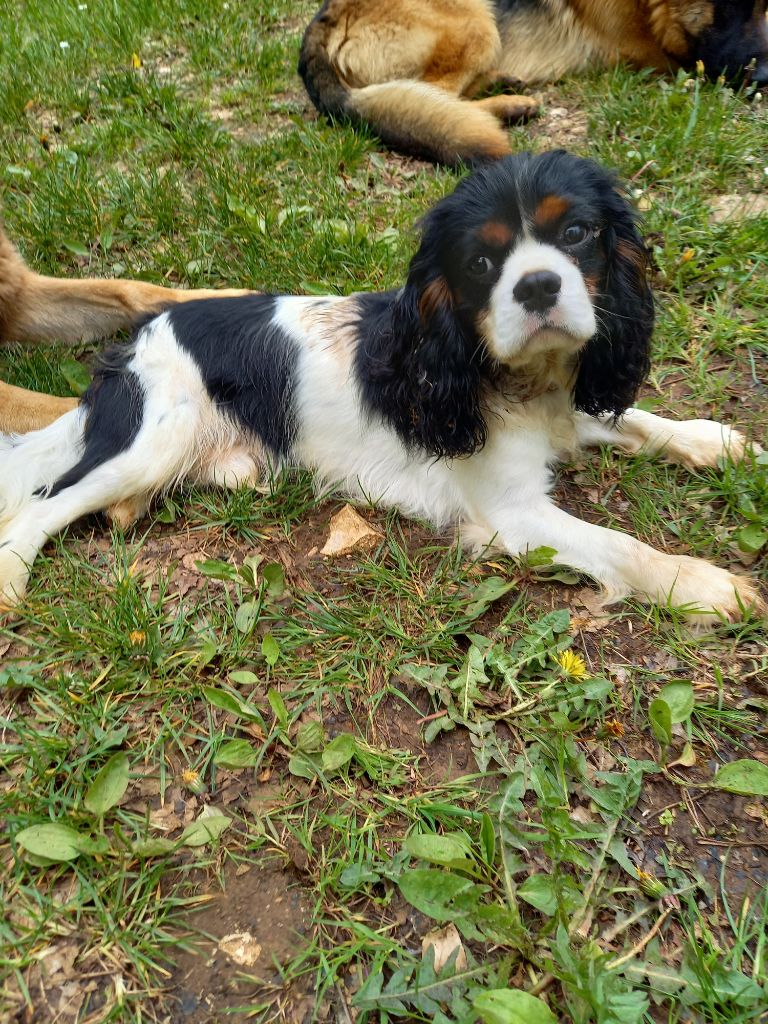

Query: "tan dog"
<box><xmin>299</xmin><ymin>0</ymin><xmax>768</xmax><ymax>164</ymax></box>
<box><xmin>0</xmin><ymin>228</ymin><xmax>249</xmax><ymax>433</ymax></box>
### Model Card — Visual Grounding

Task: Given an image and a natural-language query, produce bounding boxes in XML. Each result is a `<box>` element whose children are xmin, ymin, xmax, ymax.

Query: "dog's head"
<box><xmin>377</xmin><ymin>151</ymin><xmax>653</xmax><ymax>458</ymax></box>
<box><xmin>655</xmin><ymin>0</ymin><xmax>768</xmax><ymax>86</ymax></box>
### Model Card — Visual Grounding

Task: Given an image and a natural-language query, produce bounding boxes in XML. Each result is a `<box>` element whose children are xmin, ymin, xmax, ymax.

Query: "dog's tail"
<box><xmin>299</xmin><ymin>19</ymin><xmax>511</xmax><ymax>166</ymax></box>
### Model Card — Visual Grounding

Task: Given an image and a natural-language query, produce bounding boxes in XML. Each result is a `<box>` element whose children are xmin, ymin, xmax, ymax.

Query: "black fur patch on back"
<box><xmin>46</xmin><ymin>346</ymin><xmax>144</xmax><ymax>497</ymax></box>
<box><xmin>168</xmin><ymin>294</ymin><xmax>298</xmax><ymax>459</ymax></box>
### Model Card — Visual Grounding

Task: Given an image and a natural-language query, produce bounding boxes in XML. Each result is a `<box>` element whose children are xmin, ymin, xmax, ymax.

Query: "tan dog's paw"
<box><xmin>106</xmin><ymin>495</ymin><xmax>150</xmax><ymax>530</ymax></box>
<box><xmin>477</xmin><ymin>94</ymin><xmax>539</xmax><ymax>124</ymax></box>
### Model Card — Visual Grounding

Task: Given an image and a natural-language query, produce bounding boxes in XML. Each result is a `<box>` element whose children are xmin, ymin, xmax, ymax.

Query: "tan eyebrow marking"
<box><xmin>476</xmin><ymin>220</ymin><xmax>512</xmax><ymax>246</ymax></box>
<box><xmin>533</xmin><ymin>194</ymin><xmax>570</xmax><ymax>226</ymax></box>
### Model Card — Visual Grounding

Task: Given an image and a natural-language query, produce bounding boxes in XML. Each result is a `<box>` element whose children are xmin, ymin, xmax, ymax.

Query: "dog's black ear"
<box><xmin>357</xmin><ymin>209</ymin><xmax>488</xmax><ymax>459</ymax></box>
<box><xmin>572</xmin><ymin>184</ymin><xmax>654</xmax><ymax>418</ymax></box>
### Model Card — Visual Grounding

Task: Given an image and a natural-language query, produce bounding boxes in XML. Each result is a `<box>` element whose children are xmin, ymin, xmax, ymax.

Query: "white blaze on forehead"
<box><xmin>485</xmin><ymin>239</ymin><xmax>597</xmax><ymax>362</ymax></box>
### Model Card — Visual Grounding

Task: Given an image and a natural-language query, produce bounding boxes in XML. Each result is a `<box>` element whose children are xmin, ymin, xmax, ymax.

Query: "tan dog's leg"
<box><xmin>0</xmin><ymin>225</ymin><xmax>250</xmax><ymax>432</ymax></box>
<box><xmin>0</xmin><ymin>381</ymin><xmax>77</xmax><ymax>433</ymax></box>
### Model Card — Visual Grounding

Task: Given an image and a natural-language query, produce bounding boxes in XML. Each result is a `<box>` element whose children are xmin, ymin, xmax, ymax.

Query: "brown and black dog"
<box><xmin>299</xmin><ymin>0</ymin><xmax>768</xmax><ymax>165</ymax></box>
<box><xmin>0</xmin><ymin>228</ymin><xmax>250</xmax><ymax>434</ymax></box>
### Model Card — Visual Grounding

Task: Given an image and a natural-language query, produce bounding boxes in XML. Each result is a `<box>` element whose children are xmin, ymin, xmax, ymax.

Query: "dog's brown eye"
<box><xmin>467</xmin><ymin>255</ymin><xmax>494</xmax><ymax>277</ymax></box>
<box><xmin>561</xmin><ymin>223</ymin><xmax>591</xmax><ymax>246</ymax></box>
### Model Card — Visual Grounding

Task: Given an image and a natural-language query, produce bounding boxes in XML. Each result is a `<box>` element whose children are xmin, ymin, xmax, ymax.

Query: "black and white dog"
<box><xmin>0</xmin><ymin>151</ymin><xmax>763</xmax><ymax>623</ymax></box>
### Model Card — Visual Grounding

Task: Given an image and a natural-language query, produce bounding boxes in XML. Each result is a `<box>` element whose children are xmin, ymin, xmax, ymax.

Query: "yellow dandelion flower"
<box><xmin>181</xmin><ymin>768</ymin><xmax>206</xmax><ymax>794</ymax></box>
<box><xmin>637</xmin><ymin>869</ymin><xmax>666</xmax><ymax>899</ymax></box>
<box><xmin>129</xmin><ymin>629</ymin><xmax>146</xmax><ymax>645</ymax></box>
<box><xmin>680</xmin><ymin>247</ymin><xmax>695</xmax><ymax>264</ymax></box>
<box><xmin>131</xmin><ymin>52</ymin><xmax>142</xmax><ymax>69</ymax></box>
<box><xmin>695</xmin><ymin>59</ymin><xmax>705</xmax><ymax>76</ymax></box>
<box><xmin>605</xmin><ymin>719</ymin><xmax>625</xmax><ymax>738</ymax></box>
<box><xmin>557</xmin><ymin>650</ymin><xmax>588</xmax><ymax>678</ymax></box>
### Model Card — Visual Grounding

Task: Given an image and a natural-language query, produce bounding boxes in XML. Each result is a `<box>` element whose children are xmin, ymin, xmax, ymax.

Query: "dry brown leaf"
<box><xmin>320</xmin><ymin>504</ymin><xmax>382</xmax><ymax>557</ymax></box>
<box><xmin>148</xmin><ymin>804</ymin><xmax>185</xmax><ymax>832</ymax></box>
<box><xmin>709</xmin><ymin>193</ymin><xmax>768</xmax><ymax>223</ymax></box>
<box><xmin>37</xmin><ymin>942</ymin><xmax>80</xmax><ymax>982</ymax></box>
<box><xmin>574</xmin><ymin>588</ymin><xmax>613</xmax><ymax>620</ymax></box>
<box><xmin>421</xmin><ymin>923</ymin><xmax>467</xmax><ymax>972</ymax></box>
<box><xmin>218</xmin><ymin>931</ymin><xmax>262</xmax><ymax>966</ymax></box>
<box><xmin>744</xmin><ymin>802</ymin><xmax>768</xmax><ymax>826</ymax></box>
<box><xmin>668</xmin><ymin>743</ymin><xmax>697</xmax><ymax>769</ymax></box>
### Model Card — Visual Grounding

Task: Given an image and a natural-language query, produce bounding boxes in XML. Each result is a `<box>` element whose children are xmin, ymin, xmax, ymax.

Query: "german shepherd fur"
<box><xmin>299</xmin><ymin>0</ymin><xmax>768</xmax><ymax>164</ymax></box>
<box><xmin>0</xmin><ymin>226</ymin><xmax>249</xmax><ymax>433</ymax></box>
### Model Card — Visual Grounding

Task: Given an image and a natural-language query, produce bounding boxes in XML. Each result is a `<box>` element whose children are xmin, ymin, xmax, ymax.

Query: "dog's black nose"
<box><xmin>513</xmin><ymin>270</ymin><xmax>562</xmax><ymax>313</ymax></box>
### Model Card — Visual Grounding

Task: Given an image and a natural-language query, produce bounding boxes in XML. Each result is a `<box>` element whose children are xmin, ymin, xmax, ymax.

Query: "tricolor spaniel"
<box><xmin>0</xmin><ymin>151</ymin><xmax>763</xmax><ymax>623</ymax></box>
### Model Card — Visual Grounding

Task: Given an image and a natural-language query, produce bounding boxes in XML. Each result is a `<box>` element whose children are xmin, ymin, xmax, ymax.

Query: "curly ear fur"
<box><xmin>355</xmin><ymin>211</ymin><xmax>489</xmax><ymax>460</ymax></box>
<box><xmin>572</xmin><ymin>182</ymin><xmax>654</xmax><ymax>419</ymax></box>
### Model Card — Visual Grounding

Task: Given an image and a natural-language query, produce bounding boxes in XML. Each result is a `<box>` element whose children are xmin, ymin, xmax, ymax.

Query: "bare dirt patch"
<box><xmin>167</xmin><ymin>857</ymin><xmax>314</xmax><ymax>1023</ymax></box>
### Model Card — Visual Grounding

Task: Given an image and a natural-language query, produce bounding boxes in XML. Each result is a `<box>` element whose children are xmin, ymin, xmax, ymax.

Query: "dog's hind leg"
<box><xmin>0</xmin><ymin>397</ymin><xmax>204</xmax><ymax>608</ymax></box>
<box><xmin>0</xmin><ymin>382</ymin><xmax>78</xmax><ymax>433</ymax></box>
<box><xmin>104</xmin><ymin>448</ymin><xmax>264</xmax><ymax>532</ymax></box>
<box><xmin>0</xmin><ymin>316</ymin><xmax>213</xmax><ymax>607</ymax></box>
<box><xmin>0</xmin><ymin>225</ymin><xmax>251</xmax><ymax>347</ymax></box>
<box><xmin>0</xmin><ymin>225</ymin><xmax>253</xmax><ymax>434</ymax></box>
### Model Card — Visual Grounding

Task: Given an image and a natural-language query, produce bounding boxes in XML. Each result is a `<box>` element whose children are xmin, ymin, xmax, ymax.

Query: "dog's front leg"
<box><xmin>460</xmin><ymin>482</ymin><xmax>763</xmax><ymax>626</ymax></box>
<box><xmin>575</xmin><ymin>408</ymin><xmax>761</xmax><ymax>469</ymax></box>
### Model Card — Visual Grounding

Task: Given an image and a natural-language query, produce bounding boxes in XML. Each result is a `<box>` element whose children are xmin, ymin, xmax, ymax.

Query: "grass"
<box><xmin>1</xmin><ymin>1</ymin><xmax>767</xmax><ymax>1021</ymax></box>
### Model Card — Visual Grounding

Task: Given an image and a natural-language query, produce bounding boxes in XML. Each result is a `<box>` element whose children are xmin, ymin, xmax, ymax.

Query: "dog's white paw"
<box><xmin>0</xmin><ymin>539</ymin><xmax>32</xmax><ymax>610</ymax></box>
<box><xmin>658</xmin><ymin>555</ymin><xmax>764</xmax><ymax>626</ymax></box>
<box><xmin>667</xmin><ymin>420</ymin><xmax>760</xmax><ymax>469</ymax></box>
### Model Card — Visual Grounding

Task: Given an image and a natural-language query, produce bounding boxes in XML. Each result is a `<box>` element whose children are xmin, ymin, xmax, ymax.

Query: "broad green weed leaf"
<box><xmin>322</xmin><ymin>733</ymin><xmax>358</xmax><ymax>771</ymax></box>
<box><xmin>296</xmin><ymin>719</ymin><xmax>324</xmax><ymax>753</ymax></box>
<box><xmin>132</xmin><ymin>837</ymin><xmax>176</xmax><ymax>857</ymax></box>
<box><xmin>229</xmin><ymin>670</ymin><xmax>258</xmax><ymax>685</ymax></box>
<box><xmin>480</xmin><ymin>812</ymin><xmax>495</xmax><ymax>867</ymax></box>
<box><xmin>737</xmin><ymin>524</ymin><xmax>767</xmax><ymax>553</ymax></box>
<box><xmin>398</xmin><ymin>868</ymin><xmax>476</xmax><ymax>921</ymax></box>
<box><xmin>461</xmin><ymin>577</ymin><xmax>516</xmax><ymax>620</ymax></box>
<box><xmin>214</xmin><ymin>739</ymin><xmax>259</xmax><ymax>768</ymax></box>
<box><xmin>202</xmin><ymin>686</ymin><xmax>264</xmax><ymax>725</ymax></box>
<box><xmin>267</xmin><ymin>688</ymin><xmax>289</xmax><ymax>727</ymax></box>
<box><xmin>339</xmin><ymin>863</ymin><xmax>382</xmax><ymax>888</ymax></box>
<box><xmin>181</xmin><ymin>806</ymin><xmax>231</xmax><ymax>847</ymax></box>
<box><xmin>712</xmin><ymin>759</ymin><xmax>768</xmax><ymax>796</ymax></box>
<box><xmin>59</xmin><ymin>357</ymin><xmax>91</xmax><ymax>395</ymax></box>
<box><xmin>424</xmin><ymin>715</ymin><xmax>455</xmax><ymax>743</ymax></box>
<box><xmin>235</xmin><ymin>600</ymin><xmax>259</xmax><ymax>633</ymax></box>
<box><xmin>73</xmin><ymin>834</ymin><xmax>110</xmax><ymax>856</ymax></box>
<box><xmin>238</xmin><ymin>553</ymin><xmax>263</xmax><ymax>587</ymax></box>
<box><xmin>474</xmin><ymin>989</ymin><xmax>557</xmax><ymax>1024</ymax></box>
<box><xmin>518</xmin><ymin>874</ymin><xmax>558</xmax><ymax>916</ymax></box>
<box><xmin>84</xmin><ymin>751</ymin><xmax>130</xmax><ymax>816</ymax></box>
<box><xmin>451</xmin><ymin>645</ymin><xmax>487</xmax><ymax>718</ymax></box>
<box><xmin>262</xmin><ymin>562</ymin><xmax>285</xmax><ymax>597</ymax></box>
<box><xmin>17</xmin><ymin>823</ymin><xmax>87</xmax><ymax>862</ymax></box>
<box><xmin>657</xmin><ymin>681</ymin><xmax>694</xmax><ymax>724</ymax></box>
<box><xmin>288</xmin><ymin>751</ymin><xmax>321</xmax><ymax>780</ymax></box>
<box><xmin>649</xmin><ymin>698</ymin><xmax>672</xmax><ymax>746</ymax></box>
<box><xmin>524</xmin><ymin>546</ymin><xmax>558</xmax><ymax>567</ymax></box>
<box><xmin>262</xmin><ymin>633</ymin><xmax>280</xmax><ymax>666</ymax></box>
<box><xmin>195</xmin><ymin>559</ymin><xmax>239</xmax><ymax>581</ymax></box>
<box><xmin>404</xmin><ymin>832</ymin><xmax>474</xmax><ymax>869</ymax></box>
<box><xmin>63</xmin><ymin>239</ymin><xmax>90</xmax><ymax>257</ymax></box>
